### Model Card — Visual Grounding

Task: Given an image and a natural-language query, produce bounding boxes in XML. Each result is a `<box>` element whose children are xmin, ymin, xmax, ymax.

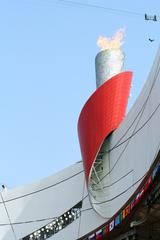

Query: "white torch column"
<box><xmin>95</xmin><ymin>48</ymin><xmax>125</xmax><ymax>89</ymax></box>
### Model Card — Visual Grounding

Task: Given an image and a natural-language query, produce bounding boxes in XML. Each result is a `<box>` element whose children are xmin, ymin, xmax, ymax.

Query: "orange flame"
<box><xmin>97</xmin><ymin>28</ymin><xmax>125</xmax><ymax>51</ymax></box>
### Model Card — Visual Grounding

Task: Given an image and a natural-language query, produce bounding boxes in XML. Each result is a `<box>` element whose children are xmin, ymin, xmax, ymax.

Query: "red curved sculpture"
<box><xmin>78</xmin><ymin>71</ymin><xmax>132</xmax><ymax>182</ymax></box>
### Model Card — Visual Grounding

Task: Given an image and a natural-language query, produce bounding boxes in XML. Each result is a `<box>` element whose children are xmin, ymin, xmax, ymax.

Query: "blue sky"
<box><xmin>0</xmin><ymin>0</ymin><xmax>159</xmax><ymax>188</ymax></box>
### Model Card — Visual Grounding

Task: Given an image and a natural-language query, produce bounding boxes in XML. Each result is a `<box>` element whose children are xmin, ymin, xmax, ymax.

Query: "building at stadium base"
<box><xmin>0</xmin><ymin>41</ymin><xmax>160</xmax><ymax>239</ymax></box>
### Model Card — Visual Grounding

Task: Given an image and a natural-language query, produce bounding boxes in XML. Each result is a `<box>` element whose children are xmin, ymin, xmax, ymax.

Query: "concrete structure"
<box><xmin>0</xmin><ymin>46</ymin><xmax>160</xmax><ymax>239</ymax></box>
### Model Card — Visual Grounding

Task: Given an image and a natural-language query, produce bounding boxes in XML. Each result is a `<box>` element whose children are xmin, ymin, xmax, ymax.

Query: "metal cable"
<box><xmin>55</xmin><ymin>0</ymin><xmax>160</xmax><ymax>19</ymax></box>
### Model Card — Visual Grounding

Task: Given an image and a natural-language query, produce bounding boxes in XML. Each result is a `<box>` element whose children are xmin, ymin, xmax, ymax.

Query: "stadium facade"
<box><xmin>0</xmin><ymin>46</ymin><xmax>160</xmax><ymax>240</ymax></box>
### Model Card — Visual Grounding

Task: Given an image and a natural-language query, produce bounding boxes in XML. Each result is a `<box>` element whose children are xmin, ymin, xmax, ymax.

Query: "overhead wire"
<box><xmin>55</xmin><ymin>0</ymin><xmax>147</xmax><ymax>18</ymax></box>
<box><xmin>56</xmin><ymin>0</ymin><xmax>160</xmax><ymax>21</ymax></box>
<box><xmin>0</xmin><ymin>2</ymin><xmax>158</xmax><ymax>238</ymax></box>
